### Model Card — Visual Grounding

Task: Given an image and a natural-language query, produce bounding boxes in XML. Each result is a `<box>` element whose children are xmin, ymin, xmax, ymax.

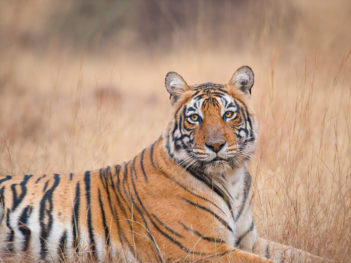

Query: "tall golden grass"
<box><xmin>0</xmin><ymin>0</ymin><xmax>350</xmax><ymax>262</ymax></box>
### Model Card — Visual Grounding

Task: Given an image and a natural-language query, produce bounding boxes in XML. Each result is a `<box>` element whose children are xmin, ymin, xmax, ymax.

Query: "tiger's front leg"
<box><xmin>183</xmin><ymin>244</ymin><xmax>273</xmax><ymax>263</ymax></box>
<box><xmin>232</xmin><ymin>207</ymin><xmax>332</xmax><ymax>262</ymax></box>
<box><xmin>228</xmin><ymin>171</ymin><xmax>332</xmax><ymax>263</ymax></box>
<box><xmin>252</xmin><ymin>238</ymin><xmax>333</xmax><ymax>263</ymax></box>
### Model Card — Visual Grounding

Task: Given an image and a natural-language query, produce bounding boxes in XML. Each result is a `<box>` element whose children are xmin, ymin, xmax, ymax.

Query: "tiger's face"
<box><xmin>163</xmin><ymin>66</ymin><xmax>257</xmax><ymax>174</ymax></box>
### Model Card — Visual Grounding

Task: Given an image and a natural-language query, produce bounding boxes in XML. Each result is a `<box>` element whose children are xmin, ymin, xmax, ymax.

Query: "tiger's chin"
<box><xmin>203</xmin><ymin>160</ymin><xmax>233</xmax><ymax>176</ymax></box>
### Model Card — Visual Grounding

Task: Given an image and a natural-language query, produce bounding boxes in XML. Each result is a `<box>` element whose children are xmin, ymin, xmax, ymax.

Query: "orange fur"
<box><xmin>0</xmin><ymin>67</ymin><xmax>331</xmax><ymax>262</ymax></box>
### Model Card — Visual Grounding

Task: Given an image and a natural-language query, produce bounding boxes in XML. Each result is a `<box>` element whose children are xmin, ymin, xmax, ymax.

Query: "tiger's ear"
<box><xmin>165</xmin><ymin>72</ymin><xmax>189</xmax><ymax>103</ymax></box>
<box><xmin>229</xmin><ymin>66</ymin><xmax>254</xmax><ymax>95</ymax></box>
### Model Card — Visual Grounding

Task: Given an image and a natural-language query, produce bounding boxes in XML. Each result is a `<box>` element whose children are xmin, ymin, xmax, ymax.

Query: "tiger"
<box><xmin>0</xmin><ymin>66</ymin><xmax>331</xmax><ymax>263</ymax></box>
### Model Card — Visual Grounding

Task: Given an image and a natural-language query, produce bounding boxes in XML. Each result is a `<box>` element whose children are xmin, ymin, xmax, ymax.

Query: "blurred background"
<box><xmin>0</xmin><ymin>0</ymin><xmax>350</xmax><ymax>261</ymax></box>
<box><xmin>1</xmin><ymin>0</ymin><xmax>350</xmax><ymax>53</ymax></box>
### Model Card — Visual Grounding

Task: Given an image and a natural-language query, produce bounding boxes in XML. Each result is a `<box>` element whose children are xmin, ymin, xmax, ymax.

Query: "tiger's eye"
<box><xmin>189</xmin><ymin>114</ymin><xmax>199</xmax><ymax>122</ymax></box>
<box><xmin>224</xmin><ymin>111</ymin><xmax>234</xmax><ymax>119</ymax></box>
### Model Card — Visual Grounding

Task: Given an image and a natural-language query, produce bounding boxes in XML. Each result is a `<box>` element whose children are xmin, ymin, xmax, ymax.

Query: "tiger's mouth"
<box><xmin>212</xmin><ymin>157</ymin><xmax>226</xmax><ymax>162</ymax></box>
<box><xmin>189</xmin><ymin>150</ymin><xmax>239</xmax><ymax>173</ymax></box>
<box><xmin>191</xmin><ymin>151</ymin><xmax>233</xmax><ymax>163</ymax></box>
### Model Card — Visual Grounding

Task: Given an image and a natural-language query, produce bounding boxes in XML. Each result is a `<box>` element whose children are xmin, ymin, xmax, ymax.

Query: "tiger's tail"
<box><xmin>253</xmin><ymin>238</ymin><xmax>333</xmax><ymax>263</ymax></box>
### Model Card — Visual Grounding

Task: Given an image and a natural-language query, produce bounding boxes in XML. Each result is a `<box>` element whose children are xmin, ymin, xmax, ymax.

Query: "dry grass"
<box><xmin>0</xmin><ymin>0</ymin><xmax>350</xmax><ymax>262</ymax></box>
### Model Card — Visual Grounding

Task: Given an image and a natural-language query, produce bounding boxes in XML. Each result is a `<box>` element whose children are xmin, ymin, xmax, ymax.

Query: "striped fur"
<box><xmin>0</xmin><ymin>66</ymin><xmax>331</xmax><ymax>262</ymax></box>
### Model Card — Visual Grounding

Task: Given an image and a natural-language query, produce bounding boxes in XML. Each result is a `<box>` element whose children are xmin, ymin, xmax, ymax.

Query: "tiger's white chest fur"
<box><xmin>225</xmin><ymin>167</ymin><xmax>257</xmax><ymax>250</ymax></box>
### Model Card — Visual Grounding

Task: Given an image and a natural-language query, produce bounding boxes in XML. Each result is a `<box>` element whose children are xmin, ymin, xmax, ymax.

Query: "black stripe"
<box><xmin>98</xmin><ymin>188</ymin><xmax>110</xmax><ymax>247</ymax></box>
<box><xmin>130</xmin><ymin>169</ymin><xmax>208</xmax><ymax>258</ymax></box>
<box><xmin>140</xmin><ymin>149</ymin><xmax>148</xmax><ymax>182</ymax></box>
<box><xmin>118</xmin><ymin>164</ymin><xmax>143</xmax><ymax>262</ymax></box>
<box><xmin>72</xmin><ymin>182</ymin><xmax>80</xmax><ymax>253</ymax></box>
<box><xmin>18</xmin><ymin>205</ymin><xmax>33</xmax><ymax>251</ymax></box>
<box><xmin>197</xmin><ymin>248</ymin><xmax>238</xmax><ymax>260</ymax></box>
<box><xmin>182</xmin><ymin>198</ymin><xmax>233</xmax><ymax>232</ymax></box>
<box><xmin>210</xmin><ymin>92</ymin><xmax>227</xmax><ymax>98</ymax></box>
<box><xmin>151</xmin><ymin>214</ymin><xmax>184</xmax><ymax>239</ymax></box>
<box><xmin>265</xmin><ymin>243</ymin><xmax>271</xmax><ymax>259</ymax></box>
<box><xmin>170</xmin><ymin>107</ymin><xmax>183</xmax><ymax>148</ymax></box>
<box><xmin>235</xmin><ymin>171</ymin><xmax>251</xmax><ymax>221</ymax></box>
<box><xmin>42</xmin><ymin>180</ymin><xmax>49</xmax><ymax>192</ymax></box>
<box><xmin>186</xmin><ymin>168</ymin><xmax>233</xmax><ymax>212</ymax></box>
<box><xmin>112</xmin><ymin>164</ymin><xmax>133</xmax><ymax>229</ymax></box>
<box><xmin>129</xmin><ymin>195</ymin><xmax>157</xmax><ymax>262</ymax></box>
<box><xmin>109</xmin><ymin>164</ymin><xmax>137</xmax><ymax>253</ymax></box>
<box><xmin>187</xmin><ymin>106</ymin><xmax>196</xmax><ymax>112</ymax></box>
<box><xmin>99</xmin><ymin>168</ymin><xmax>124</xmax><ymax>249</ymax></box>
<box><xmin>35</xmin><ymin>174</ymin><xmax>46</xmax><ymax>184</ymax></box>
<box><xmin>235</xmin><ymin>221</ymin><xmax>254</xmax><ymax>246</ymax></box>
<box><xmin>84</xmin><ymin>171</ymin><xmax>96</xmax><ymax>259</ymax></box>
<box><xmin>117</xmin><ymin>163</ymin><xmax>129</xmax><ymax>204</ymax></box>
<box><xmin>178</xmin><ymin>221</ymin><xmax>225</xmax><ymax>243</ymax></box>
<box><xmin>6</xmin><ymin>209</ymin><xmax>14</xmax><ymax>252</ymax></box>
<box><xmin>133</xmin><ymin>151</ymin><xmax>231</xmax><ymax>258</ymax></box>
<box><xmin>104</xmin><ymin>168</ymin><xmax>139</xmax><ymax>262</ymax></box>
<box><xmin>132</xmin><ymin>156</ymin><xmax>138</xmax><ymax>179</ymax></box>
<box><xmin>159</xmin><ymin>171</ymin><xmax>227</xmax><ymax>216</ymax></box>
<box><xmin>39</xmin><ymin>174</ymin><xmax>60</xmax><ymax>259</ymax></box>
<box><xmin>235</xmin><ymin>97</ymin><xmax>255</xmax><ymax>141</ymax></box>
<box><xmin>131</xmin><ymin>165</ymin><xmax>176</xmax><ymax>261</ymax></box>
<box><xmin>0</xmin><ymin>186</ymin><xmax>4</xmax><ymax>205</ymax></box>
<box><xmin>11</xmin><ymin>174</ymin><xmax>32</xmax><ymax>211</ymax></box>
<box><xmin>150</xmin><ymin>141</ymin><xmax>157</xmax><ymax>168</ymax></box>
<box><xmin>115</xmin><ymin>165</ymin><xmax>121</xmax><ymax>175</ymax></box>
<box><xmin>58</xmin><ymin>231</ymin><xmax>67</xmax><ymax>262</ymax></box>
<box><xmin>111</xmin><ymin>163</ymin><xmax>134</xmax><ymax>244</ymax></box>
<box><xmin>165</xmin><ymin>138</ymin><xmax>173</xmax><ymax>159</ymax></box>
<box><xmin>227</xmin><ymin>102</ymin><xmax>235</xmax><ymax>108</ymax></box>
<box><xmin>124</xmin><ymin>164</ymin><xmax>153</xmax><ymax>261</ymax></box>
<box><xmin>174</xmin><ymin>113</ymin><xmax>185</xmax><ymax>151</ymax></box>
<box><xmin>122</xmin><ymin>163</ymin><xmax>133</xmax><ymax>205</ymax></box>
<box><xmin>0</xmin><ymin>175</ymin><xmax>12</xmax><ymax>184</ymax></box>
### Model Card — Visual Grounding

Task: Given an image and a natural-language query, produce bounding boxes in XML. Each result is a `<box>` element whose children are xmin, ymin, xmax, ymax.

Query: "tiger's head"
<box><xmin>163</xmin><ymin>66</ymin><xmax>257</xmax><ymax>175</ymax></box>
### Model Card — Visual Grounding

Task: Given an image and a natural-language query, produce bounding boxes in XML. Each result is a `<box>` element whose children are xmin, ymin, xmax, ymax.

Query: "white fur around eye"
<box><xmin>187</xmin><ymin>114</ymin><xmax>201</xmax><ymax>124</ymax></box>
<box><xmin>224</xmin><ymin>111</ymin><xmax>236</xmax><ymax>120</ymax></box>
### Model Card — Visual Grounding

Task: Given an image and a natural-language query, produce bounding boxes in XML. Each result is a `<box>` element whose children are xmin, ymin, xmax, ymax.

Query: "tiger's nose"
<box><xmin>205</xmin><ymin>141</ymin><xmax>226</xmax><ymax>153</ymax></box>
